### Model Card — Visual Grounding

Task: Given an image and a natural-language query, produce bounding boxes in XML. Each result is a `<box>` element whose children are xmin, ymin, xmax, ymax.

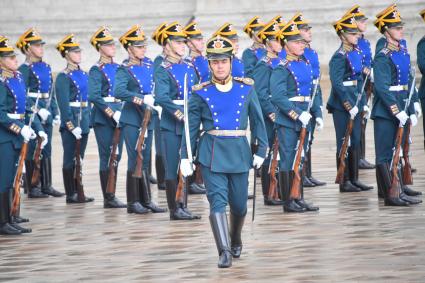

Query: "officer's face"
<box><xmin>0</xmin><ymin>55</ymin><xmax>19</xmax><ymax>71</ymax></box>
<box><xmin>129</xmin><ymin>45</ymin><xmax>146</xmax><ymax>60</ymax></box>
<box><xmin>267</xmin><ymin>39</ymin><xmax>282</xmax><ymax>53</ymax></box>
<box><xmin>299</xmin><ymin>28</ymin><xmax>312</xmax><ymax>43</ymax></box>
<box><xmin>285</xmin><ymin>40</ymin><xmax>306</xmax><ymax>56</ymax></box>
<box><xmin>230</xmin><ymin>39</ymin><xmax>239</xmax><ymax>54</ymax></box>
<box><xmin>188</xmin><ymin>38</ymin><xmax>205</xmax><ymax>53</ymax></box>
<box><xmin>28</xmin><ymin>43</ymin><xmax>44</xmax><ymax>59</ymax></box>
<box><xmin>356</xmin><ymin>19</ymin><xmax>367</xmax><ymax>33</ymax></box>
<box><xmin>100</xmin><ymin>43</ymin><xmax>116</xmax><ymax>58</ymax></box>
<box><xmin>209</xmin><ymin>58</ymin><xmax>231</xmax><ymax>80</ymax></box>
<box><xmin>170</xmin><ymin>40</ymin><xmax>186</xmax><ymax>57</ymax></box>
<box><xmin>343</xmin><ymin>33</ymin><xmax>359</xmax><ymax>45</ymax></box>
<box><xmin>387</xmin><ymin>26</ymin><xmax>404</xmax><ymax>41</ymax></box>
<box><xmin>67</xmin><ymin>50</ymin><xmax>82</xmax><ymax>64</ymax></box>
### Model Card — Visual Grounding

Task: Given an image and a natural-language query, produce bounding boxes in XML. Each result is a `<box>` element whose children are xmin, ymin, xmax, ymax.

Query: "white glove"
<box><xmin>410</xmin><ymin>114</ymin><xmax>418</xmax><ymax>127</ymax></box>
<box><xmin>143</xmin><ymin>94</ymin><xmax>155</xmax><ymax>108</ymax></box>
<box><xmin>112</xmin><ymin>111</ymin><xmax>121</xmax><ymax>124</ymax></box>
<box><xmin>53</xmin><ymin>115</ymin><xmax>61</xmax><ymax>126</ymax></box>
<box><xmin>298</xmin><ymin>111</ymin><xmax>312</xmax><ymax>126</ymax></box>
<box><xmin>71</xmin><ymin>127</ymin><xmax>82</xmax><ymax>140</ymax></box>
<box><xmin>38</xmin><ymin>108</ymin><xmax>51</xmax><ymax>122</ymax></box>
<box><xmin>349</xmin><ymin>106</ymin><xmax>359</xmax><ymax>119</ymax></box>
<box><xmin>38</xmin><ymin>131</ymin><xmax>48</xmax><ymax>149</ymax></box>
<box><xmin>253</xmin><ymin>154</ymin><xmax>265</xmax><ymax>169</ymax></box>
<box><xmin>20</xmin><ymin>125</ymin><xmax>36</xmax><ymax>141</ymax></box>
<box><xmin>363</xmin><ymin>105</ymin><xmax>371</xmax><ymax>119</ymax></box>
<box><xmin>153</xmin><ymin>105</ymin><xmax>163</xmax><ymax>118</ymax></box>
<box><xmin>180</xmin><ymin>159</ymin><xmax>194</xmax><ymax>177</ymax></box>
<box><xmin>414</xmin><ymin>102</ymin><xmax>422</xmax><ymax>118</ymax></box>
<box><xmin>395</xmin><ymin>111</ymin><xmax>409</xmax><ymax>126</ymax></box>
<box><xmin>315</xmin><ymin>117</ymin><xmax>324</xmax><ymax>131</ymax></box>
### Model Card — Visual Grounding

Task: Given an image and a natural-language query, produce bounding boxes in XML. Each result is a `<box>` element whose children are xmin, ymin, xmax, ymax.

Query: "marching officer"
<box><xmin>16</xmin><ymin>28</ymin><xmax>63</xmax><ymax>198</ymax></box>
<box><xmin>270</xmin><ymin>22</ymin><xmax>320</xmax><ymax>213</ymax></box>
<box><xmin>252</xmin><ymin>18</ymin><xmax>283</xmax><ymax>206</ymax></box>
<box><xmin>241</xmin><ymin>16</ymin><xmax>265</xmax><ymax>79</ymax></box>
<box><xmin>114</xmin><ymin>25</ymin><xmax>166</xmax><ymax>214</ymax></box>
<box><xmin>180</xmin><ymin>35</ymin><xmax>267</xmax><ymax>268</ymax></box>
<box><xmin>88</xmin><ymin>26</ymin><xmax>126</xmax><ymax>208</ymax></box>
<box><xmin>290</xmin><ymin>13</ymin><xmax>326</xmax><ymax>187</ymax></box>
<box><xmin>213</xmin><ymin>23</ymin><xmax>245</xmax><ymax>77</ymax></box>
<box><xmin>326</xmin><ymin>14</ymin><xmax>373</xmax><ymax>193</ymax></box>
<box><xmin>151</xmin><ymin>22</ymin><xmax>168</xmax><ymax>191</ymax></box>
<box><xmin>55</xmin><ymin>34</ymin><xmax>94</xmax><ymax>203</ymax></box>
<box><xmin>154</xmin><ymin>21</ymin><xmax>201</xmax><ymax>220</ymax></box>
<box><xmin>0</xmin><ymin>35</ymin><xmax>45</xmax><ymax>234</ymax></box>
<box><xmin>419</xmin><ymin>9</ymin><xmax>425</xmax><ymax>150</ymax></box>
<box><xmin>343</xmin><ymin>5</ymin><xmax>375</xmax><ymax>170</ymax></box>
<box><xmin>372</xmin><ymin>6</ymin><xmax>421</xmax><ymax>206</ymax></box>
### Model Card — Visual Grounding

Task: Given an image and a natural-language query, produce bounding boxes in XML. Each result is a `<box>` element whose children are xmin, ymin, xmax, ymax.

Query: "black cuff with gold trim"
<box><xmin>66</xmin><ymin>121</ymin><xmax>75</xmax><ymax>131</ymax></box>
<box><xmin>104</xmin><ymin>107</ymin><xmax>114</xmax><ymax>118</ymax></box>
<box><xmin>343</xmin><ymin>101</ymin><xmax>353</xmax><ymax>111</ymax></box>
<box><xmin>9</xmin><ymin>123</ymin><xmax>22</xmax><ymax>135</ymax></box>
<box><xmin>132</xmin><ymin>96</ymin><xmax>143</xmax><ymax>106</ymax></box>
<box><xmin>390</xmin><ymin>104</ymin><xmax>400</xmax><ymax>115</ymax></box>
<box><xmin>288</xmin><ymin>110</ymin><xmax>299</xmax><ymax>121</ymax></box>
<box><xmin>174</xmin><ymin>109</ymin><xmax>184</xmax><ymax>121</ymax></box>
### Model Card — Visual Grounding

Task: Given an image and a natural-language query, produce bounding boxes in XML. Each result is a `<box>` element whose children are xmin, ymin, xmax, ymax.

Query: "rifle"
<box><xmin>176</xmin><ymin>74</ymin><xmax>192</xmax><ymax>203</ymax></box>
<box><xmin>106</xmin><ymin>125</ymin><xmax>121</xmax><ymax>194</ymax></box>
<box><xmin>390</xmin><ymin>68</ymin><xmax>416</xmax><ymax>195</ymax></box>
<box><xmin>11</xmin><ymin>92</ymin><xmax>41</xmax><ymax>215</ymax></box>
<box><xmin>74</xmin><ymin>94</ymin><xmax>86</xmax><ymax>202</ymax></box>
<box><xmin>402</xmin><ymin>121</ymin><xmax>413</xmax><ymax>185</ymax></box>
<box><xmin>30</xmin><ymin>136</ymin><xmax>43</xmax><ymax>187</ymax></box>
<box><xmin>290</xmin><ymin>75</ymin><xmax>321</xmax><ymax>200</ymax></box>
<box><xmin>133</xmin><ymin>107</ymin><xmax>152</xmax><ymax>179</ymax></box>
<box><xmin>267</xmin><ymin>133</ymin><xmax>280</xmax><ymax>201</ymax></box>
<box><xmin>335</xmin><ymin>74</ymin><xmax>369</xmax><ymax>184</ymax></box>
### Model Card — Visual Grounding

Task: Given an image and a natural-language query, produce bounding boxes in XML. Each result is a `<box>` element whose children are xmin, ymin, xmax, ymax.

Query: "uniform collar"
<box><xmin>65</xmin><ymin>62</ymin><xmax>79</xmax><ymax>72</ymax></box>
<box><xmin>387</xmin><ymin>42</ymin><xmax>400</xmax><ymax>51</ymax></box>
<box><xmin>99</xmin><ymin>55</ymin><xmax>113</xmax><ymax>65</ymax></box>
<box><xmin>266</xmin><ymin>51</ymin><xmax>278</xmax><ymax>59</ymax></box>
<box><xmin>342</xmin><ymin>43</ymin><xmax>354</xmax><ymax>52</ymax></box>
<box><xmin>166</xmin><ymin>55</ymin><xmax>182</xmax><ymax>64</ymax></box>
<box><xmin>212</xmin><ymin>75</ymin><xmax>233</xmax><ymax>92</ymax></box>
<box><xmin>1</xmin><ymin>68</ymin><xmax>14</xmax><ymax>79</ymax></box>
<box><xmin>190</xmin><ymin>50</ymin><xmax>202</xmax><ymax>58</ymax></box>
<box><xmin>286</xmin><ymin>54</ymin><xmax>299</xmax><ymax>61</ymax></box>
<box><xmin>26</xmin><ymin>56</ymin><xmax>42</xmax><ymax>64</ymax></box>
<box><xmin>128</xmin><ymin>57</ymin><xmax>142</xmax><ymax>66</ymax></box>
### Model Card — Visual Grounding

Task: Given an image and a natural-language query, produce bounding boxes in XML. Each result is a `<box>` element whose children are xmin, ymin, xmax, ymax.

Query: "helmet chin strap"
<box><xmin>26</xmin><ymin>47</ymin><xmax>42</xmax><ymax>63</ymax></box>
<box><xmin>385</xmin><ymin>29</ymin><xmax>400</xmax><ymax>46</ymax></box>
<box><xmin>166</xmin><ymin>39</ymin><xmax>183</xmax><ymax>60</ymax></box>
<box><xmin>188</xmin><ymin>39</ymin><xmax>203</xmax><ymax>56</ymax></box>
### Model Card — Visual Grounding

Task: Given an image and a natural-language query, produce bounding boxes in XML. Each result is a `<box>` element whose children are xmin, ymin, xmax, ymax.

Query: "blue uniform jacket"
<box><xmin>417</xmin><ymin>36</ymin><xmax>425</xmax><ymax>100</ymax></box>
<box><xmin>242</xmin><ymin>46</ymin><xmax>266</xmax><ymax>79</ymax></box>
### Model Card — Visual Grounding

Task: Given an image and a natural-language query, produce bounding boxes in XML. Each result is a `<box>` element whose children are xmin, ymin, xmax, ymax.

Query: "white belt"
<box><xmin>389</xmin><ymin>85</ymin><xmax>408</xmax><ymax>91</ymax></box>
<box><xmin>343</xmin><ymin>80</ymin><xmax>357</xmax><ymax>86</ymax></box>
<box><xmin>289</xmin><ymin>96</ymin><xmax>311</xmax><ymax>102</ymax></box>
<box><xmin>207</xmin><ymin>130</ymin><xmax>248</xmax><ymax>137</ymax></box>
<box><xmin>173</xmin><ymin>100</ymin><xmax>184</xmax><ymax>106</ymax></box>
<box><xmin>313</xmin><ymin>79</ymin><xmax>319</xmax><ymax>84</ymax></box>
<box><xmin>28</xmin><ymin>92</ymin><xmax>49</xmax><ymax>99</ymax></box>
<box><xmin>7</xmin><ymin>113</ymin><xmax>25</xmax><ymax>119</ymax></box>
<box><xmin>103</xmin><ymin>97</ymin><xmax>121</xmax><ymax>103</ymax></box>
<box><xmin>69</xmin><ymin>102</ymin><xmax>88</xmax><ymax>107</ymax></box>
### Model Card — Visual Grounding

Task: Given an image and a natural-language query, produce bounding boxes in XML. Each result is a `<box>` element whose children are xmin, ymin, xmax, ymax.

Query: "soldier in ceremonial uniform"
<box><xmin>55</xmin><ymin>34</ymin><xmax>94</xmax><ymax>203</ymax></box>
<box><xmin>114</xmin><ymin>25</ymin><xmax>166</xmax><ymax>214</ymax></box>
<box><xmin>16</xmin><ymin>28</ymin><xmax>64</xmax><ymax>198</ymax></box>
<box><xmin>180</xmin><ymin>35</ymin><xmax>267</xmax><ymax>268</ymax></box>
<box><xmin>270</xmin><ymin>22</ymin><xmax>320</xmax><ymax>213</ymax></box>
<box><xmin>213</xmin><ymin>23</ymin><xmax>245</xmax><ymax>77</ymax></box>
<box><xmin>290</xmin><ymin>13</ymin><xmax>326</xmax><ymax>188</ymax></box>
<box><xmin>0</xmin><ymin>36</ymin><xmax>46</xmax><ymax>234</ymax></box>
<box><xmin>419</xmin><ymin>9</ymin><xmax>425</xmax><ymax>150</ymax></box>
<box><xmin>251</xmin><ymin>18</ymin><xmax>283</xmax><ymax>206</ymax></box>
<box><xmin>88</xmin><ymin>26</ymin><xmax>126</xmax><ymax>208</ymax></box>
<box><xmin>343</xmin><ymin>5</ymin><xmax>375</xmax><ymax>170</ymax></box>
<box><xmin>326</xmin><ymin>15</ymin><xmax>373</xmax><ymax>193</ymax></box>
<box><xmin>152</xmin><ymin>22</ymin><xmax>168</xmax><ymax>70</ymax></box>
<box><xmin>372</xmin><ymin>6</ymin><xmax>421</xmax><ymax>206</ymax></box>
<box><xmin>241</xmin><ymin>16</ymin><xmax>265</xmax><ymax>79</ymax></box>
<box><xmin>154</xmin><ymin>21</ymin><xmax>201</xmax><ymax>220</ymax></box>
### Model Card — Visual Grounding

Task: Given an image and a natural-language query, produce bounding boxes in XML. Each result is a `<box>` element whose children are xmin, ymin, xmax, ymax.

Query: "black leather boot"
<box><xmin>261</xmin><ymin>165</ymin><xmax>283</xmax><ymax>205</ymax></box>
<box><xmin>140</xmin><ymin>170</ymin><xmax>166</xmax><ymax>213</ymax></box>
<box><xmin>0</xmin><ymin>191</ymin><xmax>21</xmax><ymax>235</ymax></box>
<box><xmin>302</xmin><ymin>157</ymin><xmax>316</xmax><ymax>187</ymax></box>
<box><xmin>337</xmin><ymin>154</ymin><xmax>361</xmax><ymax>192</ymax></box>
<box><xmin>41</xmin><ymin>157</ymin><xmax>65</xmax><ymax>197</ymax></box>
<box><xmin>8</xmin><ymin>190</ymin><xmax>31</xmax><ymax>233</ymax></box>
<box><xmin>209</xmin><ymin>212</ymin><xmax>232</xmax><ymax>268</ymax></box>
<box><xmin>377</xmin><ymin>163</ymin><xmax>408</xmax><ymax>206</ymax></box>
<box><xmin>229</xmin><ymin>212</ymin><xmax>245</xmax><ymax>258</ymax></box>
<box><xmin>126</xmin><ymin>171</ymin><xmax>149</xmax><ymax>214</ymax></box>
<box><xmin>63</xmin><ymin>167</ymin><xmax>94</xmax><ymax>203</ymax></box>
<box><xmin>375</xmin><ymin>166</ymin><xmax>385</xmax><ymax>199</ymax></box>
<box><xmin>183</xmin><ymin>179</ymin><xmax>202</xmax><ymax>219</ymax></box>
<box><xmin>397</xmin><ymin>167</ymin><xmax>422</xmax><ymax>205</ymax></box>
<box><xmin>26</xmin><ymin>160</ymin><xmax>49</xmax><ymax>198</ymax></box>
<box><xmin>296</xmin><ymin>174</ymin><xmax>319</xmax><ymax>211</ymax></box>
<box><xmin>100</xmin><ymin>170</ymin><xmax>126</xmax><ymax>208</ymax></box>
<box><xmin>349</xmin><ymin>148</ymin><xmax>373</xmax><ymax>191</ymax></box>
<box><xmin>10</xmin><ymin>189</ymin><xmax>29</xmax><ymax>224</ymax></box>
<box><xmin>307</xmin><ymin>149</ymin><xmax>326</xmax><ymax>186</ymax></box>
<box><xmin>279</xmin><ymin>171</ymin><xmax>305</xmax><ymax>213</ymax></box>
<box><xmin>165</xmin><ymin>180</ymin><xmax>199</xmax><ymax>220</ymax></box>
<box><xmin>188</xmin><ymin>174</ymin><xmax>206</xmax><ymax>194</ymax></box>
<box><xmin>359</xmin><ymin>121</ymin><xmax>375</xmax><ymax>169</ymax></box>
<box><xmin>155</xmin><ymin>155</ymin><xmax>166</xmax><ymax>190</ymax></box>
<box><xmin>399</xmin><ymin>164</ymin><xmax>422</xmax><ymax>196</ymax></box>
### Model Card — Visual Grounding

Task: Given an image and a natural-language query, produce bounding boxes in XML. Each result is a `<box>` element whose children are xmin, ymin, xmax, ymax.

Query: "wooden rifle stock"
<box><xmin>402</xmin><ymin>121</ymin><xmax>413</xmax><ymax>185</ymax></box>
<box><xmin>133</xmin><ymin>108</ymin><xmax>152</xmax><ymax>178</ymax></box>
<box><xmin>11</xmin><ymin>142</ymin><xmax>28</xmax><ymax>215</ymax></box>
<box><xmin>176</xmin><ymin>170</ymin><xmax>185</xmax><ymax>204</ymax></box>
<box><xmin>30</xmin><ymin>136</ymin><xmax>43</xmax><ymax>187</ymax></box>
<box><xmin>74</xmin><ymin>139</ymin><xmax>85</xmax><ymax>202</ymax></box>
<box><xmin>268</xmin><ymin>133</ymin><xmax>279</xmax><ymax>200</ymax></box>
<box><xmin>106</xmin><ymin>127</ymin><xmax>121</xmax><ymax>194</ymax></box>
<box><xmin>335</xmin><ymin>119</ymin><xmax>354</xmax><ymax>184</ymax></box>
<box><xmin>290</xmin><ymin>127</ymin><xmax>307</xmax><ymax>199</ymax></box>
<box><xmin>390</xmin><ymin>126</ymin><xmax>404</xmax><ymax>198</ymax></box>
